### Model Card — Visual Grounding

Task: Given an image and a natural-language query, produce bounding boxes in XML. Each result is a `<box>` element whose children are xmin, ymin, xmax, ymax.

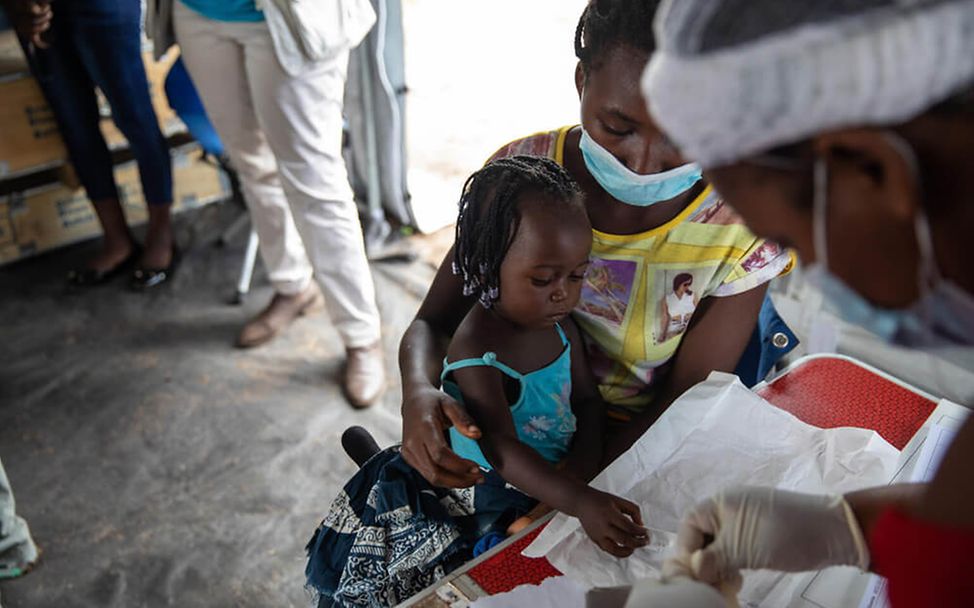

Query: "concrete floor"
<box><xmin>0</xmin><ymin>204</ymin><xmax>439</xmax><ymax>607</ymax></box>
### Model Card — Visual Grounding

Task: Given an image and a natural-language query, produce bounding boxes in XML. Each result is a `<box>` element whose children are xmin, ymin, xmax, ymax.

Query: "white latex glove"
<box><xmin>663</xmin><ymin>486</ymin><xmax>869</xmax><ymax>588</ymax></box>
<box><xmin>623</xmin><ymin>576</ymin><xmax>729</xmax><ymax>608</ymax></box>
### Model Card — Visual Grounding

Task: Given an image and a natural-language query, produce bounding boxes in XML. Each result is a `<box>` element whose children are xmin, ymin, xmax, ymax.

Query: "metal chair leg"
<box><xmin>231</xmin><ymin>229</ymin><xmax>259</xmax><ymax>305</ymax></box>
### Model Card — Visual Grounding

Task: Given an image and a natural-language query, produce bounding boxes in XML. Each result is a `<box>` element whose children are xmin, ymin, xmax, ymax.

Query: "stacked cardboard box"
<box><xmin>0</xmin><ymin>145</ymin><xmax>229</xmax><ymax>266</ymax></box>
<box><xmin>0</xmin><ymin>57</ymin><xmax>67</xmax><ymax>177</ymax></box>
<box><xmin>0</xmin><ymin>32</ymin><xmax>226</xmax><ymax>266</ymax></box>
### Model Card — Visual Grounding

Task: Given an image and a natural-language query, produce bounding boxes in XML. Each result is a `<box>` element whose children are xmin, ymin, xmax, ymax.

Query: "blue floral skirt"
<box><xmin>305</xmin><ymin>446</ymin><xmax>537</xmax><ymax>607</ymax></box>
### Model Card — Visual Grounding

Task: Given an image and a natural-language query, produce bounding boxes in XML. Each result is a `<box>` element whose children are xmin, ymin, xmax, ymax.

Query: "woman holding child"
<box><xmin>397</xmin><ymin>0</ymin><xmax>792</xmax><ymax>490</ymax></box>
<box><xmin>305</xmin><ymin>1</ymin><xmax>793</xmax><ymax>605</ymax></box>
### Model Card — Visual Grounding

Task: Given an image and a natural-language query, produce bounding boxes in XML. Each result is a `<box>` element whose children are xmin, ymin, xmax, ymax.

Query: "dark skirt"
<box><xmin>305</xmin><ymin>446</ymin><xmax>537</xmax><ymax>607</ymax></box>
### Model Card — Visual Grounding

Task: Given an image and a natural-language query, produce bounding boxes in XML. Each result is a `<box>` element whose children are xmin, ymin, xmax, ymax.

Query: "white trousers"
<box><xmin>174</xmin><ymin>1</ymin><xmax>381</xmax><ymax>348</ymax></box>
<box><xmin>0</xmin><ymin>457</ymin><xmax>37</xmax><ymax>576</ymax></box>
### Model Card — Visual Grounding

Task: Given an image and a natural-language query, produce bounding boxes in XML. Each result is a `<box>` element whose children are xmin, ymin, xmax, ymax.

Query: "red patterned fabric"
<box><xmin>468</xmin><ymin>357</ymin><xmax>936</xmax><ymax>595</ymax></box>
<box><xmin>468</xmin><ymin>525</ymin><xmax>562</xmax><ymax>594</ymax></box>
<box><xmin>756</xmin><ymin>357</ymin><xmax>935</xmax><ymax>449</ymax></box>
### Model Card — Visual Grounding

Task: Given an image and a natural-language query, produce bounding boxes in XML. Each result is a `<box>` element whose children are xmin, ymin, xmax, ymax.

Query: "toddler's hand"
<box><xmin>577</xmin><ymin>490</ymin><xmax>648</xmax><ymax>558</ymax></box>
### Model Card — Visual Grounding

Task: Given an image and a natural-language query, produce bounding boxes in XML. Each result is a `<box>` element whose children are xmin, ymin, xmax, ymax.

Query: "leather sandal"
<box><xmin>344</xmin><ymin>342</ymin><xmax>386</xmax><ymax>408</ymax></box>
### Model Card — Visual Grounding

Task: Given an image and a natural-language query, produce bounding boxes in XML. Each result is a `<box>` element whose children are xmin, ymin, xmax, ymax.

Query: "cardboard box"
<box><xmin>0</xmin><ymin>144</ymin><xmax>229</xmax><ymax>266</ymax></box>
<box><xmin>0</xmin><ymin>40</ymin><xmax>186</xmax><ymax>179</ymax></box>
<box><xmin>0</xmin><ymin>29</ymin><xmax>28</xmax><ymax>76</ymax></box>
<box><xmin>0</xmin><ymin>74</ymin><xmax>68</xmax><ymax>177</ymax></box>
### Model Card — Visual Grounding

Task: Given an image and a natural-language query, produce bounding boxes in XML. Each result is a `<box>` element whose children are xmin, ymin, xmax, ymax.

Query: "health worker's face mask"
<box><xmin>579</xmin><ymin>129</ymin><xmax>702</xmax><ymax>206</ymax></box>
<box><xmin>804</xmin><ymin>139</ymin><xmax>974</xmax><ymax>349</ymax></box>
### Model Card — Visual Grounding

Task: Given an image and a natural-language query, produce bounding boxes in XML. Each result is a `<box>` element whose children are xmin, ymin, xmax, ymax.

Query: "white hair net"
<box><xmin>642</xmin><ymin>0</ymin><xmax>974</xmax><ymax>168</ymax></box>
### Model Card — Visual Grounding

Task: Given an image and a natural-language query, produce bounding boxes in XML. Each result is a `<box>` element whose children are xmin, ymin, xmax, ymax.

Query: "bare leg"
<box><xmin>142</xmin><ymin>204</ymin><xmax>174</xmax><ymax>269</ymax></box>
<box><xmin>86</xmin><ymin>198</ymin><xmax>136</xmax><ymax>271</ymax></box>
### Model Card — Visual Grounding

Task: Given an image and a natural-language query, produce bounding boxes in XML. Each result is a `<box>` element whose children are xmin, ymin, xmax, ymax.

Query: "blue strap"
<box><xmin>441</xmin><ymin>352</ymin><xmax>523</xmax><ymax>381</ymax></box>
<box><xmin>554</xmin><ymin>322</ymin><xmax>568</xmax><ymax>346</ymax></box>
<box><xmin>442</xmin><ymin>324</ymin><xmax>567</xmax><ymax>382</ymax></box>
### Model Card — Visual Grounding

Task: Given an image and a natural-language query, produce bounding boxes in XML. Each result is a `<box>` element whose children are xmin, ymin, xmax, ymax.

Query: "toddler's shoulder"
<box><xmin>447</xmin><ymin>311</ymin><xmax>511</xmax><ymax>363</ymax></box>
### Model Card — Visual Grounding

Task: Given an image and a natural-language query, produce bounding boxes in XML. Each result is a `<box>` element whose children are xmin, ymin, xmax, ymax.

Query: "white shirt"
<box><xmin>666</xmin><ymin>291</ymin><xmax>696</xmax><ymax>334</ymax></box>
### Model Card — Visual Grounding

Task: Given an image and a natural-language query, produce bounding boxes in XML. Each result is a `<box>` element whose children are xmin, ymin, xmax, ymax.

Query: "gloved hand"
<box><xmin>663</xmin><ymin>486</ymin><xmax>869</xmax><ymax>588</ymax></box>
<box><xmin>622</xmin><ymin>576</ymin><xmax>729</xmax><ymax>608</ymax></box>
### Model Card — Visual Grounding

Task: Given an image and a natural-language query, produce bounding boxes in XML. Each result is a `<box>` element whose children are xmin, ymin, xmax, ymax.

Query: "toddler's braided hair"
<box><xmin>453</xmin><ymin>155</ymin><xmax>582</xmax><ymax>308</ymax></box>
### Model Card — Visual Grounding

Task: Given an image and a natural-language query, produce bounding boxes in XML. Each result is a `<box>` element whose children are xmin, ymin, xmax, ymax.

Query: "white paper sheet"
<box><xmin>523</xmin><ymin>372</ymin><xmax>901</xmax><ymax>607</ymax></box>
<box><xmin>912</xmin><ymin>418</ymin><xmax>963</xmax><ymax>483</ymax></box>
<box><xmin>857</xmin><ymin>576</ymin><xmax>890</xmax><ymax>608</ymax></box>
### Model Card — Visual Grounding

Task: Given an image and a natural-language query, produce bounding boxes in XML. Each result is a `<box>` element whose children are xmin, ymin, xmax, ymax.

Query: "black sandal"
<box><xmin>67</xmin><ymin>245</ymin><xmax>141</xmax><ymax>287</ymax></box>
<box><xmin>130</xmin><ymin>247</ymin><xmax>181</xmax><ymax>291</ymax></box>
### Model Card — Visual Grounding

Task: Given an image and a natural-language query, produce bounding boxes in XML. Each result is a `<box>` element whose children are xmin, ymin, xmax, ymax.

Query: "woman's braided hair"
<box><xmin>453</xmin><ymin>155</ymin><xmax>583</xmax><ymax>308</ymax></box>
<box><xmin>574</xmin><ymin>0</ymin><xmax>661</xmax><ymax>72</ymax></box>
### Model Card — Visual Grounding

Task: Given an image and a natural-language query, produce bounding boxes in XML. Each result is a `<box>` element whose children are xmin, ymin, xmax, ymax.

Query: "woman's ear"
<box><xmin>809</xmin><ymin>128</ymin><xmax>928</xmax><ymax>307</ymax></box>
<box><xmin>811</xmin><ymin>129</ymin><xmax>920</xmax><ymax>222</ymax></box>
<box><xmin>575</xmin><ymin>62</ymin><xmax>585</xmax><ymax>99</ymax></box>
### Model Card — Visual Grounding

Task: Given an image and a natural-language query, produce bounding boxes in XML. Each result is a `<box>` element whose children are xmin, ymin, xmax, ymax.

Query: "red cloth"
<box><xmin>468</xmin><ymin>525</ymin><xmax>561</xmax><ymax>594</ymax></box>
<box><xmin>870</xmin><ymin>508</ymin><xmax>974</xmax><ymax>607</ymax></box>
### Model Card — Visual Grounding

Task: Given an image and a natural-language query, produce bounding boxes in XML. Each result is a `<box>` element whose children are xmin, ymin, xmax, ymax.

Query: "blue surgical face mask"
<box><xmin>579</xmin><ymin>129</ymin><xmax>702</xmax><ymax>206</ymax></box>
<box><xmin>805</xmin><ymin>149</ymin><xmax>974</xmax><ymax>349</ymax></box>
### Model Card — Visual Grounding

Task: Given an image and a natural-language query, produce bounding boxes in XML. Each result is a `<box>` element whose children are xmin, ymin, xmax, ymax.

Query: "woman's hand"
<box><xmin>11</xmin><ymin>0</ymin><xmax>53</xmax><ymax>49</ymax></box>
<box><xmin>577</xmin><ymin>489</ymin><xmax>649</xmax><ymax>558</ymax></box>
<box><xmin>399</xmin><ymin>386</ymin><xmax>484</xmax><ymax>488</ymax></box>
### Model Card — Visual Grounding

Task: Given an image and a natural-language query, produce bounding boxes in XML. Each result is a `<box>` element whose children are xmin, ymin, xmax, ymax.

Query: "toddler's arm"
<box><xmin>451</xmin><ymin>361</ymin><xmax>647</xmax><ymax>557</ymax></box>
<box><xmin>507</xmin><ymin>319</ymin><xmax>613</xmax><ymax>535</ymax></box>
